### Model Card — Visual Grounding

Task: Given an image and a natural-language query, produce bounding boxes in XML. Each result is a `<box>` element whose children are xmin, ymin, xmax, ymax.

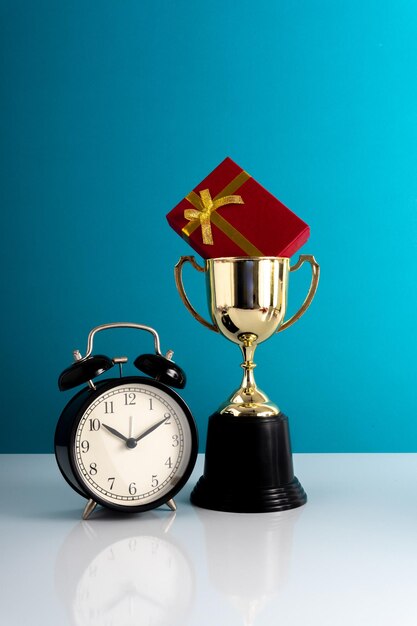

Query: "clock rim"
<box><xmin>55</xmin><ymin>375</ymin><xmax>198</xmax><ymax>513</ymax></box>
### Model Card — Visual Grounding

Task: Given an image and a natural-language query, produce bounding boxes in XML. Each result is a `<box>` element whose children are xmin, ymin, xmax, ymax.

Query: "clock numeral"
<box><xmin>124</xmin><ymin>393</ymin><xmax>136</xmax><ymax>406</ymax></box>
<box><xmin>129</xmin><ymin>482</ymin><xmax>137</xmax><ymax>495</ymax></box>
<box><xmin>81</xmin><ymin>440</ymin><xmax>90</xmax><ymax>453</ymax></box>
<box><xmin>151</xmin><ymin>474</ymin><xmax>159</xmax><ymax>488</ymax></box>
<box><xmin>149</xmin><ymin>398</ymin><xmax>153</xmax><ymax>410</ymax></box>
<box><xmin>171</xmin><ymin>434</ymin><xmax>179</xmax><ymax>447</ymax></box>
<box><xmin>164</xmin><ymin>412</ymin><xmax>171</xmax><ymax>425</ymax></box>
<box><xmin>89</xmin><ymin>419</ymin><xmax>101</xmax><ymax>432</ymax></box>
<box><xmin>89</xmin><ymin>463</ymin><xmax>98</xmax><ymax>475</ymax></box>
<box><xmin>108</xmin><ymin>477</ymin><xmax>115</xmax><ymax>490</ymax></box>
<box><xmin>104</xmin><ymin>401</ymin><xmax>114</xmax><ymax>414</ymax></box>
<box><xmin>129</xmin><ymin>538</ymin><xmax>137</xmax><ymax>552</ymax></box>
<box><xmin>165</xmin><ymin>456</ymin><xmax>173</xmax><ymax>469</ymax></box>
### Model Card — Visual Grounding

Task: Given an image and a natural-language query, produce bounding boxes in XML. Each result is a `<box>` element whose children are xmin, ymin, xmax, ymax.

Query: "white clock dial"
<box><xmin>73</xmin><ymin>382</ymin><xmax>193</xmax><ymax>507</ymax></box>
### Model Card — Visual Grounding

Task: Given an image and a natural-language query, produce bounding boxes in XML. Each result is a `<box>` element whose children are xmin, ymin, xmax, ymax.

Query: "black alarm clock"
<box><xmin>55</xmin><ymin>322</ymin><xmax>198</xmax><ymax>519</ymax></box>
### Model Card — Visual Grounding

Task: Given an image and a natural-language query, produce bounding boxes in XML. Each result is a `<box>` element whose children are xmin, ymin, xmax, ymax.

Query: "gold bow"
<box><xmin>183</xmin><ymin>188</ymin><xmax>244</xmax><ymax>245</ymax></box>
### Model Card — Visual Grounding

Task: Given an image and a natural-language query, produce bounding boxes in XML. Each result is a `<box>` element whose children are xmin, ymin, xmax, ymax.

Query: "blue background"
<box><xmin>1</xmin><ymin>0</ymin><xmax>417</xmax><ymax>453</ymax></box>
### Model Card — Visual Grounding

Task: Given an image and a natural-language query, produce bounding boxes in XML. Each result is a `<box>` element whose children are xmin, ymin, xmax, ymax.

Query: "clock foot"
<box><xmin>82</xmin><ymin>499</ymin><xmax>98</xmax><ymax>520</ymax></box>
<box><xmin>166</xmin><ymin>498</ymin><xmax>177</xmax><ymax>511</ymax></box>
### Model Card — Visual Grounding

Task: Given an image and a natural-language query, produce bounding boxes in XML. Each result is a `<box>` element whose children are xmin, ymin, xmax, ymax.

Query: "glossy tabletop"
<box><xmin>1</xmin><ymin>453</ymin><xmax>417</xmax><ymax>626</ymax></box>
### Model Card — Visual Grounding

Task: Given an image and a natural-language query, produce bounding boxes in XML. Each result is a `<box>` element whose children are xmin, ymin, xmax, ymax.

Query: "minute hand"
<box><xmin>135</xmin><ymin>417</ymin><xmax>169</xmax><ymax>443</ymax></box>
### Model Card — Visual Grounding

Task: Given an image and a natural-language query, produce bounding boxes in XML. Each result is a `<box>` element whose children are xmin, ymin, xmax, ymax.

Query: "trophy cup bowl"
<box><xmin>175</xmin><ymin>255</ymin><xmax>319</xmax><ymax>513</ymax></box>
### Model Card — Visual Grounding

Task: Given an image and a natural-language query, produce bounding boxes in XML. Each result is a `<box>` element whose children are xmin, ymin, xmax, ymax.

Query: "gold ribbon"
<box><xmin>183</xmin><ymin>189</ymin><xmax>244</xmax><ymax>245</ymax></box>
<box><xmin>181</xmin><ymin>170</ymin><xmax>264</xmax><ymax>255</ymax></box>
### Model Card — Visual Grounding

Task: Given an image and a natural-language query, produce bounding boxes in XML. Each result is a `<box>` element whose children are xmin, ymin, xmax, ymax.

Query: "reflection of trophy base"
<box><xmin>191</xmin><ymin>411</ymin><xmax>307</xmax><ymax>513</ymax></box>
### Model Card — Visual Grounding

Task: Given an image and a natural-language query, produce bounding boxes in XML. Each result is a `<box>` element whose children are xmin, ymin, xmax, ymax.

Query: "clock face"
<box><xmin>71</xmin><ymin>380</ymin><xmax>195</xmax><ymax>509</ymax></box>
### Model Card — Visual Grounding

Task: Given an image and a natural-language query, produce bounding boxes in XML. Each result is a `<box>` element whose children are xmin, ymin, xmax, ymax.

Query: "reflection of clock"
<box><xmin>74</xmin><ymin>535</ymin><xmax>192</xmax><ymax>626</ymax></box>
<box><xmin>55</xmin><ymin>516</ymin><xmax>194</xmax><ymax>626</ymax></box>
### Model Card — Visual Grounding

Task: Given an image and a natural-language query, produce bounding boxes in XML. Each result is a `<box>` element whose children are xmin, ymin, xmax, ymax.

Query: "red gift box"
<box><xmin>166</xmin><ymin>157</ymin><xmax>310</xmax><ymax>258</ymax></box>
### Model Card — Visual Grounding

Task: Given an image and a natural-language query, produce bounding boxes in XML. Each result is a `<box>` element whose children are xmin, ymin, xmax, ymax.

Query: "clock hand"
<box><xmin>102</xmin><ymin>423</ymin><xmax>129</xmax><ymax>442</ymax></box>
<box><xmin>135</xmin><ymin>416</ymin><xmax>170</xmax><ymax>443</ymax></box>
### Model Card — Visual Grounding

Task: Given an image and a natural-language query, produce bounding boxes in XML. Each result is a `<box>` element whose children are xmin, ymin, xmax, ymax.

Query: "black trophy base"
<box><xmin>191</xmin><ymin>410</ymin><xmax>307</xmax><ymax>513</ymax></box>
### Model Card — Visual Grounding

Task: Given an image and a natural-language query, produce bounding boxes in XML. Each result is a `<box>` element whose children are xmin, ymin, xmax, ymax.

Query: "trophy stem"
<box><xmin>239</xmin><ymin>333</ymin><xmax>258</xmax><ymax>398</ymax></box>
<box><xmin>220</xmin><ymin>333</ymin><xmax>280</xmax><ymax>417</ymax></box>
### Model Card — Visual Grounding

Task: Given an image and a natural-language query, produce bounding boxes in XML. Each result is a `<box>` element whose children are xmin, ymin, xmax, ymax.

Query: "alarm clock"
<box><xmin>55</xmin><ymin>322</ymin><xmax>198</xmax><ymax>520</ymax></box>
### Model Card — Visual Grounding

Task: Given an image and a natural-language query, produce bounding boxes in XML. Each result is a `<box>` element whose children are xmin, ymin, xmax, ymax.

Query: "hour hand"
<box><xmin>102</xmin><ymin>424</ymin><xmax>128</xmax><ymax>442</ymax></box>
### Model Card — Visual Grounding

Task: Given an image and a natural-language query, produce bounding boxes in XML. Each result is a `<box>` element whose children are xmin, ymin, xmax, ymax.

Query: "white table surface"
<box><xmin>1</xmin><ymin>453</ymin><xmax>417</xmax><ymax>626</ymax></box>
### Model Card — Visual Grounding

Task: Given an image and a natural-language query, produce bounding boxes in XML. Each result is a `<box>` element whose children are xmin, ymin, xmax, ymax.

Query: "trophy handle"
<box><xmin>174</xmin><ymin>256</ymin><xmax>219</xmax><ymax>333</ymax></box>
<box><xmin>278</xmin><ymin>255</ymin><xmax>320</xmax><ymax>333</ymax></box>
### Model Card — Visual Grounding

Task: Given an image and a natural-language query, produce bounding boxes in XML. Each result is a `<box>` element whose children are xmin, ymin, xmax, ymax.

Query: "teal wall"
<box><xmin>2</xmin><ymin>0</ymin><xmax>417</xmax><ymax>453</ymax></box>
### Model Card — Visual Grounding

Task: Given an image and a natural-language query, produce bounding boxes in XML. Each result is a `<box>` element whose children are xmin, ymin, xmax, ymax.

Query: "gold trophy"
<box><xmin>175</xmin><ymin>255</ymin><xmax>319</xmax><ymax>512</ymax></box>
